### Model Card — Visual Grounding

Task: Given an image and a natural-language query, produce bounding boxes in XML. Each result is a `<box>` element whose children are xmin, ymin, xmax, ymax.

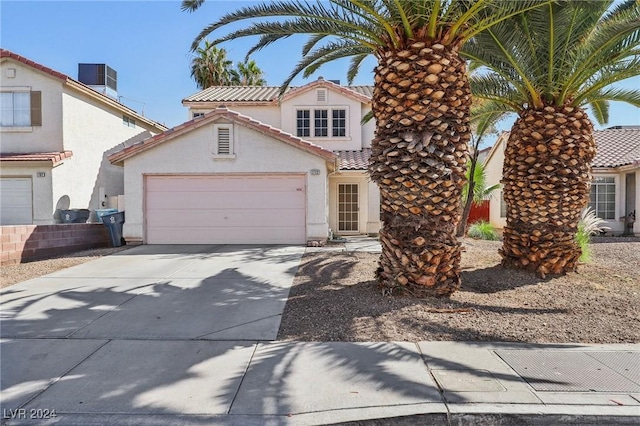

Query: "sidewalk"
<box><xmin>2</xmin><ymin>340</ymin><xmax>638</xmax><ymax>425</ymax></box>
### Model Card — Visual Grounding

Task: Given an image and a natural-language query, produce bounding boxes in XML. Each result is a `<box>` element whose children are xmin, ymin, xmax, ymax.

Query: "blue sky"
<box><xmin>2</xmin><ymin>0</ymin><xmax>639</xmax><ymax>131</ymax></box>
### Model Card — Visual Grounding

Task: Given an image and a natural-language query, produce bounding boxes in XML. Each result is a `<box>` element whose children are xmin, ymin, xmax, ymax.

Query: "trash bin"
<box><xmin>101</xmin><ymin>211</ymin><xmax>125</xmax><ymax>247</ymax></box>
<box><xmin>59</xmin><ymin>209</ymin><xmax>91</xmax><ymax>223</ymax></box>
<box><xmin>95</xmin><ymin>208</ymin><xmax>118</xmax><ymax>220</ymax></box>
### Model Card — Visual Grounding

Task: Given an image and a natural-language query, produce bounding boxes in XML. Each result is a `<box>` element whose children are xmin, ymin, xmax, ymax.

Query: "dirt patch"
<box><xmin>278</xmin><ymin>238</ymin><xmax>640</xmax><ymax>343</ymax></box>
<box><xmin>1</xmin><ymin>246</ymin><xmax>132</xmax><ymax>288</ymax></box>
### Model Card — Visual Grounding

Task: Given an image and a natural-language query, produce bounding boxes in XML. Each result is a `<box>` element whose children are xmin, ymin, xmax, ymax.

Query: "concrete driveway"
<box><xmin>1</xmin><ymin>244</ymin><xmax>304</xmax><ymax>341</ymax></box>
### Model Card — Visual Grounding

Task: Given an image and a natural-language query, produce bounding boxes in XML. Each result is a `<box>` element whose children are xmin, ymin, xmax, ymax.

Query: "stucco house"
<box><xmin>0</xmin><ymin>49</ymin><xmax>167</xmax><ymax>225</ymax></box>
<box><xmin>108</xmin><ymin>78</ymin><xmax>382</xmax><ymax>244</ymax></box>
<box><xmin>484</xmin><ymin>126</ymin><xmax>640</xmax><ymax>235</ymax></box>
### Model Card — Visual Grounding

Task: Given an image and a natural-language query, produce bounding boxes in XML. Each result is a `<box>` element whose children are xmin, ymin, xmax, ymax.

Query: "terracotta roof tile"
<box><xmin>0</xmin><ymin>49</ymin><xmax>68</xmax><ymax>81</ymax></box>
<box><xmin>109</xmin><ymin>107</ymin><xmax>337</xmax><ymax>164</ymax></box>
<box><xmin>592</xmin><ymin>127</ymin><xmax>640</xmax><ymax>168</ymax></box>
<box><xmin>183</xmin><ymin>80</ymin><xmax>373</xmax><ymax>104</ymax></box>
<box><xmin>0</xmin><ymin>151</ymin><xmax>73</xmax><ymax>166</ymax></box>
<box><xmin>337</xmin><ymin>148</ymin><xmax>371</xmax><ymax>170</ymax></box>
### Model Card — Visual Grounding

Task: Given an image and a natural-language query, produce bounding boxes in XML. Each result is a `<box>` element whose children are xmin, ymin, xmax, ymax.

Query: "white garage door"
<box><xmin>0</xmin><ymin>177</ymin><xmax>33</xmax><ymax>225</ymax></box>
<box><xmin>146</xmin><ymin>175</ymin><xmax>306</xmax><ymax>244</ymax></box>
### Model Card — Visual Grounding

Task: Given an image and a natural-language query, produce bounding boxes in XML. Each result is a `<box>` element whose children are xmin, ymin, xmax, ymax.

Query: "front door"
<box><xmin>338</xmin><ymin>183</ymin><xmax>359</xmax><ymax>233</ymax></box>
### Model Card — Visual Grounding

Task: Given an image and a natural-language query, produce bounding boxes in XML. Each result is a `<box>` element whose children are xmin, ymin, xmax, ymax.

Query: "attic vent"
<box><xmin>217</xmin><ymin>127</ymin><xmax>231</xmax><ymax>154</ymax></box>
<box><xmin>317</xmin><ymin>89</ymin><xmax>327</xmax><ymax>103</ymax></box>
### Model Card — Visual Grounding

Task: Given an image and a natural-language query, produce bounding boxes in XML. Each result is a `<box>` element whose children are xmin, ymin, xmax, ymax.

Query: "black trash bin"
<box><xmin>101</xmin><ymin>211</ymin><xmax>125</xmax><ymax>247</ymax></box>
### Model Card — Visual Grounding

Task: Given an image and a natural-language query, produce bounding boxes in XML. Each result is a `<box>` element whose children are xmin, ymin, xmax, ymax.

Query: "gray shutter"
<box><xmin>30</xmin><ymin>91</ymin><xmax>42</xmax><ymax>126</ymax></box>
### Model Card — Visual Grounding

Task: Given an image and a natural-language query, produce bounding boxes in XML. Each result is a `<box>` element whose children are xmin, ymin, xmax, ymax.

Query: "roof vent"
<box><xmin>78</xmin><ymin>63</ymin><xmax>117</xmax><ymax>99</ymax></box>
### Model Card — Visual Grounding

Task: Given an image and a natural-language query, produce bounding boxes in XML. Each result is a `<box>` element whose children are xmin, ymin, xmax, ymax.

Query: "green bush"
<box><xmin>467</xmin><ymin>221</ymin><xmax>500</xmax><ymax>241</ymax></box>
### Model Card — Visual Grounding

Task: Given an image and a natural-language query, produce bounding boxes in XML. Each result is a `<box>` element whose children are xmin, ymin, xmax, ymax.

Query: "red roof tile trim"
<box><xmin>0</xmin><ymin>151</ymin><xmax>73</xmax><ymax>166</ymax></box>
<box><xmin>108</xmin><ymin>107</ymin><xmax>337</xmax><ymax>164</ymax></box>
<box><xmin>337</xmin><ymin>148</ymin><xmax>371</xmax><ymax>170</ymax></box>
<box><xmin>1</xmin><ymin>49</ymin><xmax>69</xmax><ymax>81</ymax></box>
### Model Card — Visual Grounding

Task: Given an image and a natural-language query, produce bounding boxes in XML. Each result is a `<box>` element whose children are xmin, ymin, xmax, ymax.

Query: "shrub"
<box><xmin>467</xmin><ymin>221</ymin><xmax>500</xmax><ymax>240</ymax></box>
<box><xmin>576</xmin><ymin>207</ymin><xmax>610</xmax><ymax>262</ymax></box>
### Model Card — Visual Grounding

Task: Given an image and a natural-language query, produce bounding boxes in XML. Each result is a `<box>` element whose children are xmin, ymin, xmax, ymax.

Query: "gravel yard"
<box><xmin>278</xmin><ymin>237</ymin><xmax>640</xmax><ymax>343</ymax></box>
<box><xmin>3</xmin><ymin>238</ymin><xmax>638</xmax><ymax>344</ymax></box>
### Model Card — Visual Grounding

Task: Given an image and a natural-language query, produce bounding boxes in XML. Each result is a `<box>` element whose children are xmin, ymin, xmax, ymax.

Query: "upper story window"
<box><xmin>193</xmin><ymin>112</ymin><xmax>205</xmax><ymax>119</ymax></box>
<box><xmin>297</xmin><ymin>108</ymin><xmax>347</xmax><ymax>139</ymax></box>
<box><xmin>589</xmin><ymin>177</ymin><xmax>615</xmax><ymax>220</ymax></box>
<box><xmin>296</xmin><ymin>110</ymin><xmax>310</xmax><ymax>137</ymax></box>
<box><xmin>123</xmin><ymin>115</ymin><xmax>136</xmax><ymax>128</ymax></box>
<box><xmin>1</xmin><ymin>90</ymin><xmax>41</xmax><ymax>127</ymax></box>
<box><xmin>314</xmin><ymin>110</ymin><xmax>328</xmax><ymax>137</ymax></box>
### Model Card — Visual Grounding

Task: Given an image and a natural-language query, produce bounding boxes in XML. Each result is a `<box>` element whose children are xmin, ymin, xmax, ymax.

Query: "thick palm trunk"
<box><xmin>500</xmin><ymin>106</ymin><xmax>596</xmax><ymax>277</ymax></box>
<box><xmin>369</xmin><ymin>41</ymin><xmax>471</xmax><ymax>297</ymax></box>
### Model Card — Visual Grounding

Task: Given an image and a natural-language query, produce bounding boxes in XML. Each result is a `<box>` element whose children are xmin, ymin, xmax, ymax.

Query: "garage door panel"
<box><xmin>146</xmin><ymin>208</ymin><xmax>306</xmax><ymax>228</ymax></box>
<box><xmin>145</xmin><ymin>175</ymin><xmax>307</xmax><ymax>244</ymax></box>
<box><xmin>147</xmin><ymin>226</ymin><xmax>305</xmax><ymax>245</ymax></box>
<box><xmin>147</xmin><ymin>175</ymin><xmax>303</xmax><ymax>192</ymax></box>
<box><xmin>0</xmin><ymin>178</ymin><xmax>33</xmax><ymax>225</ymax></box>
<box><xmin>147</xmin><ymin>191</ymin><xmax>304</xmax><ymax>210</ymax></box>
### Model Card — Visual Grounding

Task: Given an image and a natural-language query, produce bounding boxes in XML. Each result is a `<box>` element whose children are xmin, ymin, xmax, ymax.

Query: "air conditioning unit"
<box><xmin>78</xmin><ymin>63</ymin><xmax>117</xmax><ymax>99</ymax></box>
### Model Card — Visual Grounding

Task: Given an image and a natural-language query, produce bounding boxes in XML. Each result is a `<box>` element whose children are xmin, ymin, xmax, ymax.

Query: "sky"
<box><xmin>1</xmin><ymin>0</ymin><xmax>639</xmax><ymax>132</ymax></box>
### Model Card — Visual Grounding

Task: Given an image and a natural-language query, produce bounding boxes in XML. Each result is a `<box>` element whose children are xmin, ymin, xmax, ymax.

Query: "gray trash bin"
<box><xmin>101</xmin><ymin>211</ymin><xmax>125</xmax><ymax>247</ymax></box>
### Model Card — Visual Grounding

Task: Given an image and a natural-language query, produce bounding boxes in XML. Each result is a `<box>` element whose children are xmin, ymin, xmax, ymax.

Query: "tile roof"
<box><xmin>0</xmin><ymin>151</ymin><xmax>73</xmax><ymax>166</ymax></box>
<box><xmin>337</xmin><ymin>148</ymin><xmax>371</xmax><ymax>170</ymax></box>
<box><xmin>0</xmin><ymin>49</ymin><xmax>68</xmax><ymax>81</ymax></box>
<box><xmin>108</xmin><ymin>107</ymin><xmax>337</xmax><ymax>164</ymax></box>
<box><xmin>592</xmin><ymin>127</ymin><xmax>640</xmax><ymax>168</ymax></box>
<box><xmin>183</xmin><ymin>80</ymin><xmax>374</xmax><ymax>104</ymax></box>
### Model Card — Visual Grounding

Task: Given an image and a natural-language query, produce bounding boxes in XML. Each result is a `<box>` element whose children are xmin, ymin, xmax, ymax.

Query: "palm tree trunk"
<box><xmin>500</xmin><ymin>106</ymin><xmax>596</xmax><ymax>277</ymax></box>
<box><xmin>369</xmin><ymin>41</ymin><xmax>471</xmax><ymax>297</ymax></box>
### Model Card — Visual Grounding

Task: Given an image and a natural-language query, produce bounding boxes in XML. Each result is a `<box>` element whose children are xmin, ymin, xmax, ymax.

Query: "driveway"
<box><xmin>0</xmin><ymin>244</ymin><xmax>304</xmax><ymax>341</ymax></box>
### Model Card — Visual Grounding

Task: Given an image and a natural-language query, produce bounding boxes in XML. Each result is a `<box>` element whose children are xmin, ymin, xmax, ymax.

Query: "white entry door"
<box><xmin>0</xmin><ymin>177</ymin><xmax>33</xmax><ymax>225</ymax></box>
<box><xmin>145</xmin><ymin>175</ymin><xmax>306</xmax><ymax>244</ymax></box>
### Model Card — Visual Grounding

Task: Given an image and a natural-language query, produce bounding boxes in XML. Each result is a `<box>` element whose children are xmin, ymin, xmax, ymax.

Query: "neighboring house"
<box><xmin>108</xmin><ymin>77</ymin><xmax>381</xmax><ymax>244</ymax></box>
<box><xmin>0</xmin><ymin>49</ymin><xmax>167</xmax><ymax>225</ymax></box>
<box><xmin>484</xmin><ymin>126</ymin><xmax>640</xmax><ymax>235</ymax></box>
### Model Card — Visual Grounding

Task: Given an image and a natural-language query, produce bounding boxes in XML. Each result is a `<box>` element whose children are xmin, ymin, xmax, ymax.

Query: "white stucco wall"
<box><xmin>361</xmin><ymin>105</ymin><xmax>375</xmax><ymax>148</ymax></box>
<box><xmin>55</xmin><ymin>90</ymin><xmax>160</xmax><ymax>214</ymax></box>
<box><xmin>280</xmin><ymin>88</ymin><xmax>363</xmax><ymax>151</ymax></box>
<box><xmin>122</xmin><ymin>118</ymin><xmax>331</xmax><ymax>243</ymax></box>
<box><xmin>0</xmin><ymin>59</ymin><xmax>64</xmax><ymax>152</ymax></box>
<box><xmin>484</xmin><ymin>141</ymin><xmax>506</xmax><ymax>229</ymax></box>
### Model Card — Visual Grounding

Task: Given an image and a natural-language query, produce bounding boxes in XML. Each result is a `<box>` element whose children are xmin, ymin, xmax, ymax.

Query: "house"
<box><xmin>484</xmin><ymin>126</ymin><xmax>640</xmax><ymax>235</ymax></box>
<box><xmin>0</xmin><ymin>49</ymin><xmax>167</xmax><ymax>226</ymax></box>
<box><xmin>108</xmin><ymin>78</ymin><xmax>381</xmax><ymax>244</ymax></box>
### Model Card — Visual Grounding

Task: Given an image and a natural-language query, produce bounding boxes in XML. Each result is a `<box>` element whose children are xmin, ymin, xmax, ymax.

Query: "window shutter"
<box><xmin>217</xmin><ymin>127</ymin><xmax>231</xmax><ymax>154</ymax></box>
<box><xmin>317</xmin><ymin>89</ymin><xmax>326</xmax><ymax>102</ymax></box>
<box><xmin>30</xmin><ymin>91</ymin><xmax>42</xmax><ymax>126</ymax></box>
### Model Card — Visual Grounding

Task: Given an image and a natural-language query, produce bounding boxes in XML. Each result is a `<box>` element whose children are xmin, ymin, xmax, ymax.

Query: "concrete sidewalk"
<box><xmin>2</xmin><ymin>340</ymin><xmax>638</xmax><ymax>425</ymax></box>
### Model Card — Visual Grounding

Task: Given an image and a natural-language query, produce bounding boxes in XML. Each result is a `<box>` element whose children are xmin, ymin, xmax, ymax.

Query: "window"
<box><xmin>332</xmin><ymin>109</ymin><xmax>346</xmax><ymax>137</ymax></box>
<box><xmin>590</xmin><ymin>177</ymin><xmax>615</xmax><ymax>220</ymax></box>
<box><xmin>123</xmin><ymin>116</ymin><xmax>136</xmax><ymax>128</ymax></box>
<box><xmin>296</xmin><ymin>110</ymin><xmax>310</xmax><ymax>137</ymax></box>
<box><xmin>1</xmin><ymin>91</ymin><xmax>41</xmax><ymax>127</ymax></box>
<box><xmin>213</xmin><ymin>123</ymin><xmax>234</xmax><ymax>157</ymax></box>
<box><xmin>193</xmin><ymin>112</ymin><xmax>205</xmax><ymax>119</ymax></box>
<box><xmin>314</xmin><ymin>109</ymin><xmax>328</xmax><ymax>137</ymax></box>
<box><xmin>297</xmin><ymin>107</ymin><xmax>348</xmax><ymax>138</ymax></box>
<box><xmin>500</xmin><ymin>192</ymin><xmax>507</xmax><ymax>218</ymax></box>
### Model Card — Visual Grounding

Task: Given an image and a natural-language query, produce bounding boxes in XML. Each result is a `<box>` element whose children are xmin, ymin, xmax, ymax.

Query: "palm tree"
<box><xmin>190</xmin><ymin>40</ymin><xmax>235</xmax><ymax>88</ymax></box>
<box><xmin>182</xmin><ymin>0</ymin><xmax>548</xmax><ymax>297</ymax></box>
<box><xmin>466</xmin><ymin>0</ymin><xmax>640</xmax><ymax>277</ymax></box>
<box><xmin>233</xmin><ymin>59</ymin><xmax>267</xmax><ymax>86</ymax></box>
